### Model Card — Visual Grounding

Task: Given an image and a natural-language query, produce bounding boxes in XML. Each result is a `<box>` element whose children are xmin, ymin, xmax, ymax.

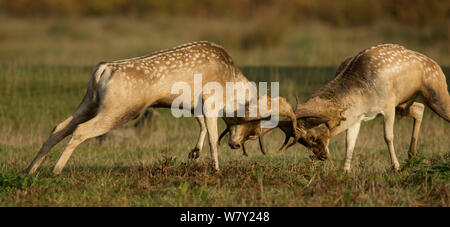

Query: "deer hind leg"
<box><xmin>26</xmin><ymin>95</ymin><xmax>96</xmax><ymax>174</ymax></box>
<box><xmin>397</xmin><ymin>102</ymin><xmax>425</xmax><ymax>158</ymax></box>
<box><xmin>52</xmin><ymin>105</ymin><xmax>142</xmax><ymax>174</ymax></box>
<box><xmin>383</xmin><ymin>107</ymin><xmax>400</xmax><ymax>171</ymax></box>
<box><xmin>133</xmin><ymin>108</ymin><xmax>154</xmax><ymax>132</ymax></box>
<box><xmin>188</xmin><ymin>115</ymin><xmax>207</xmax><ymax>160</ymax></box>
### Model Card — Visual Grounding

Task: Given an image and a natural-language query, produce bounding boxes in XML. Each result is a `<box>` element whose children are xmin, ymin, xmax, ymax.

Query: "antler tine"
<box><xmin>294</xmin><ymin>94</ymin><xmax>300</xmax><ymax>113</ymax></box>
<box><xmin>277</xmin><ymin>134</ymin><xmax>291</xmax><ymax>152</ymax></box>
<box><xmin>218</xmin><ymin>127</ymin><xmax>229</xmax><ymax>145</ymax></box>
<box><xmin>295</xmin><ymin>94</ymin><xmax>300</xmax><ymax>106</ymax></box>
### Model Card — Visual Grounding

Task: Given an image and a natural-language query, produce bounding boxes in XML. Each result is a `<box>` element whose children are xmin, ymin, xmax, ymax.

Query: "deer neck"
<box><xmin>303</xmin><ymin>97</ymin><xmax>348</xmax><ymax>132</ymax></box>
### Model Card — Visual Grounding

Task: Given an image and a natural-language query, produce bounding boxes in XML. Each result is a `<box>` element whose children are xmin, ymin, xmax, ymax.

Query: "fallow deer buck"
<box><xmin>229</xmin><ymin>44</ymin><xmax>449</xmax><ymax>171</ymax></box>
<box><xmin>292</xmin><ymin>44</ymin><xmax>449</xmax><ymax>171</ymax></box>
<box><xmin>26</xmin><ymin>41</ymin><xmax>298</xmax><ymax>174</ymax></box>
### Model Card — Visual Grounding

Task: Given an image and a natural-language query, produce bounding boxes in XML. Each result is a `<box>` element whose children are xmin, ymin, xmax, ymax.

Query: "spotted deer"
<box><xmin>291</xmin><ymin>44</ymin><xmax>449</xmax><ymax>171</ymax></box>
<box><xmin>231</xmin><ymin>44</ymin><xmax>449</xmax><ymax>171</ymax></box>
<box><xmin>26</xmin><ymin>41</ymin><xmax>297</xmax><ymax>174</ymax></box>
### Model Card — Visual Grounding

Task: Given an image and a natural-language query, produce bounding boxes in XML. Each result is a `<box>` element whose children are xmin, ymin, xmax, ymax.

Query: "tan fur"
<box><xmin>96</xmin><ymin>108</ymin><xmax>157</xmax><ymax>144</ymax></box>
<box><xmin>293</xmin><ymin>44</ymin><xmax>449</xmax><ymax>171</ymax></box>
<box><xmin>26</xmin><ymin>41</ymin><xmax>297</xmax><ymax>174</ymax></box>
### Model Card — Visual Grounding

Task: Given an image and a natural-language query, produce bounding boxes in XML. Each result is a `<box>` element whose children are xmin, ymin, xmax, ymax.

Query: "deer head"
<box><xmin>218</xmin><ymin>120</ymin><xmax>270</xmax><ymax>156</ymax></box>
<box><xmin>220</xmin><ymin>96</ymin><xmax>298</xmax><ymax>155</ymax></box>
<box><xmin>293</xmin><ymin>96</ymin><xmax>346</xmax><ymax>160</ymax></box>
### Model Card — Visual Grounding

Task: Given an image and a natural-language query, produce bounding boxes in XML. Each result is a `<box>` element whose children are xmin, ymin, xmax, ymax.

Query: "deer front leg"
<box><xmin>205</xmin><ymin>116</ymin><xmax>220</xmax><ymax>170</ymax></box>
<box><xmin>188</xmin><ymin>115</ymin><xmax>207</xmax><ymax>160</ymax></box>
<box><xmin>383</xmin><ymin>108</ymin><xmax>400</xmax><ymax>171</ymax></box>
<box><xmin>343</xmin><ymin>122</ymin><xmax>361</xmax><ymax>172</ymax></box>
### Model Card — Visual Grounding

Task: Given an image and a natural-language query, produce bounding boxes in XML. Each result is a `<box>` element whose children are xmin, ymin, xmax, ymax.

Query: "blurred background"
<box><xmin>0</xmin><ymin>1</ymin><xmax>449</xmax><ymax>206</ymax></box>
<box><xmin>0</xmin><ymin>0</ymin><xmax>448</xmax><ymax>66</ymax></box>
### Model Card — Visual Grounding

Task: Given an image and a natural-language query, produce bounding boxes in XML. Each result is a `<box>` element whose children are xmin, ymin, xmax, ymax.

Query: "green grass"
<box><xmin>0</xmin><ymin>65</ymin><xmax>449</xmax><ymax>206</ymax></box>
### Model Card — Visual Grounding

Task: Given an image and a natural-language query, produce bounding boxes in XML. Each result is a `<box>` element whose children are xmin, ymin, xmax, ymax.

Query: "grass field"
<box><xmin>0</xmin><ymin>65</ymin><xmax>448</xmax><ymax>206</ymax></box>
<box><xmin>0</xmin><ymin>17</ymin><xmax>448</xmax><ymax>66</ymax></box>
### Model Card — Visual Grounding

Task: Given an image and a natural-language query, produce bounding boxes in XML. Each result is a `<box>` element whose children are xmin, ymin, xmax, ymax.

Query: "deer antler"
<box><xmin>218</xmin><ymin>127</ymin><xmax>229</xmax><ymax>145</ymax></box>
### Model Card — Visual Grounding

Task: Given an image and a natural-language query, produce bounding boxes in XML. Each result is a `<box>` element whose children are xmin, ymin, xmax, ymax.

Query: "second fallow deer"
<box><xmin>291</xmin><ymin>44</ymin><xmax>449</xmax><ymax>171</ymax></box>
<box><xmin>230</xmin><ymin>44</ymin><xmax>449</xmax><ymax>171</ymax></box>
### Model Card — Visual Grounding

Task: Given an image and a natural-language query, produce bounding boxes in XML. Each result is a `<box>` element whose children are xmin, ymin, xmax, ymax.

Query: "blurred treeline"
<box><xmin>0</xmin><ymin>0</ymin><xmax>448</xmax><ymax>66</ymax></box>
<box><xmin>1</xmin><ymin>0</ymin><xmax>448</xmax><ymax>28</ymax></box>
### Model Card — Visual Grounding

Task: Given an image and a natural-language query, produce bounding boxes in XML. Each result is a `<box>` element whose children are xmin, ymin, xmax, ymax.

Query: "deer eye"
<box><xmin>309</xmin><ymin>136</ymin><xmax>315</xmax><ymax>143</ymax></box>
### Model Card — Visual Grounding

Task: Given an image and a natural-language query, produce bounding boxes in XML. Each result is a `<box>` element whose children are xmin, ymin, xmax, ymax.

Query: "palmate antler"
<box><xmin>228</xmin><ymin>95</ymin><xmax>298</xmax><ymax>132</ymax></box>
<box><xmin>294</xmin><ymin>95</ymin><xmax>347</xmax><ymax>128</ymax></box>
<box><xmin>220</xmin><ymin>95</ymin><xmax>346</xmax><ymax>155</ymax></box>
<box><xmin>276</xmin><ymin>95</ymin><xmax>348</xmax><ymax>151</ymax></box>
<box><xmin>252</xmin><ymin>95</ymin><xmax>347</xmax><ymax>153</ymax></box>
<box><xmin>294</xmin><ymin>96</ymin><xmax>330</xmax><ymax>120</ymax></box>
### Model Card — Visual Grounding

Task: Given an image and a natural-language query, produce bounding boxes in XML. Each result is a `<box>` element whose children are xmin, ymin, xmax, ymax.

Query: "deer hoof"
<box><xmin>188</xmin><ymin>148</ymin><xmax>200</xmax><ymax>160</ymax></box>
<box><xmin>391</xmin><ymin>165</ymin><xmax>401</xmax><ymax>172</ymax></box>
